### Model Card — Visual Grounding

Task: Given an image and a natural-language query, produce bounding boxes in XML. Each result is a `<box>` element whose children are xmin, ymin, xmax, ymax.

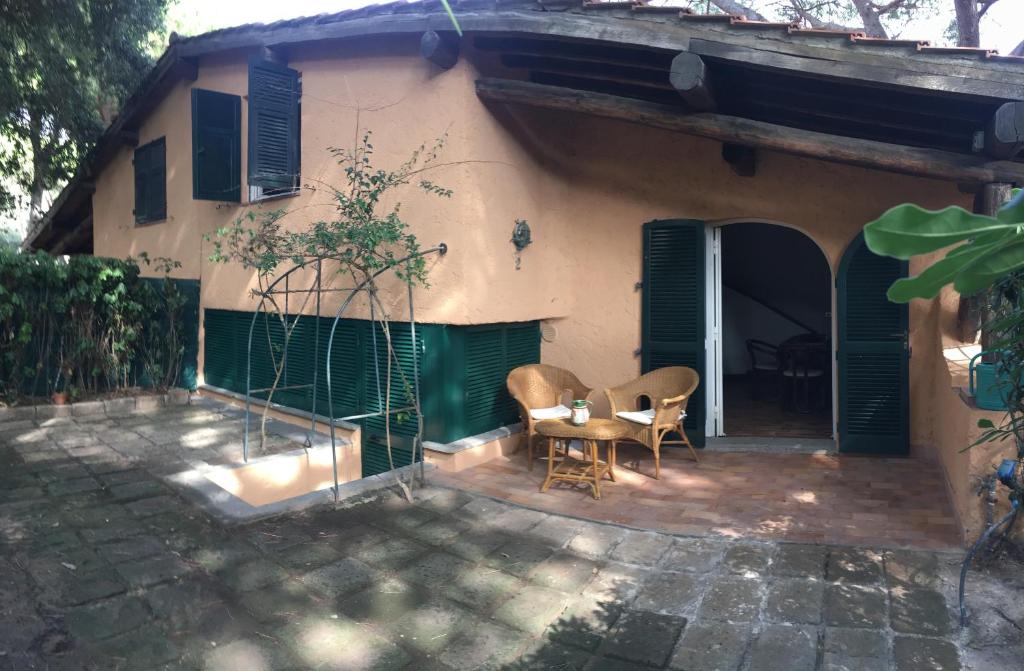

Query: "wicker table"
<box><xmin>535</xmin><ymin>418</ymin><xmax>627</xmax><ymax>500</ymax></box>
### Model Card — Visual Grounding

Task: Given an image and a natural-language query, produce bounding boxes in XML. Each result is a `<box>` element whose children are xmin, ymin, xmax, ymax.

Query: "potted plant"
<box><xmin>52</xmin><ymin>366</ymin><xmax>71</xmax><ymax>405</ymax></box>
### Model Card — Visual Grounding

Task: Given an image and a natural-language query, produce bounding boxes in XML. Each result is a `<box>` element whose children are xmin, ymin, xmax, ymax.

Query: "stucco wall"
<box><xmin>89</xmin><ymin>37</ymin><xmax>972</xmax><ymax>459</ymax></box>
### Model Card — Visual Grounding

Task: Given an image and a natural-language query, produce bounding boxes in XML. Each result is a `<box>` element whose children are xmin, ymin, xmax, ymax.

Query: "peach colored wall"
<box><xmin>90</xmin><ymin>37</ymin><xmax>972</xmax><ymax>460</ymax></box>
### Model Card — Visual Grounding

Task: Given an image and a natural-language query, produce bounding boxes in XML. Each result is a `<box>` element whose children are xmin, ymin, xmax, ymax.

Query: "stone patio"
<box><xmin>0</xmin><ymin>404</ymin><xmax>1022</xmax><ymax>670</ymax></box>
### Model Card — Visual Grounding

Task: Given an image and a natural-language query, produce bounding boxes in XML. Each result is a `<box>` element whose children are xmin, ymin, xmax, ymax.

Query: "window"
<box><xmin>192</xmin><ymin>89</ymin><xmax>241</xmax><ymax>201</ymax></box>
<box><xmin>247</xmin><ymin>59</ymin><xmax>300</xmax><ymax>200</ymax></box>
<box><xmin>133</xmin><ymin>137</ymin><xmax>166</xmax><ymax>224</ymax></box>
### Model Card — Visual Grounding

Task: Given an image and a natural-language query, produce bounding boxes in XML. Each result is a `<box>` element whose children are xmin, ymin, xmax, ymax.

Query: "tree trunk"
<box><xmin>850</xmin><ymin>0</ymin><xmax>888</xmax><ymax>38</ymax></box>
<box><xmin>954</xmin><ymin>0</ymin><xmax>981</xmax><ymax>47</ymax></box>
<box><xmin>27</xmin><ymin>110</ymin><xmax>46</xmax><ymax>229</ymax></box>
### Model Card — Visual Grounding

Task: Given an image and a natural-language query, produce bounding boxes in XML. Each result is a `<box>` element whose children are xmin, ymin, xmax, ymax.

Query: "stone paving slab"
<box><xmin>0</xmin><ymin>405</ymin><xmax>1021</xmax><ymax>670</ymax></box>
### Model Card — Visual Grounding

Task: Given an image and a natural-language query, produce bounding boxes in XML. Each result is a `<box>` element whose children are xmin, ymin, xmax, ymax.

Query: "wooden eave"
<box><xmin>28</xmin><ymin>1</ymin><xmax>1024</xmax><ymax>251</ymax></box>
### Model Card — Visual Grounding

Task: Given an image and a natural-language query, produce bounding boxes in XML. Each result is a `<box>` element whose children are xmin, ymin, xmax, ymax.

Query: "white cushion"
<box><xmin>616</xmin><ymin>409</ymin><xmax>686</xmax><ymax>426</ymax></box>
<box><xmin>530</xmin><ymin>405</ymin><xmax>572</xmax><ymax>420</ymax></box>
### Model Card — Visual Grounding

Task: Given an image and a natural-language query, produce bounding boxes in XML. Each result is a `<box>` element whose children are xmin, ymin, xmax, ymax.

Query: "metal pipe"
<box><xmin>309</xmin><ymin>259</ymin><xmax>322</xmax><ymax>448</ymax></box>
<box><xmin>324</xmin><ymin>244</ymin><xmax>447</xmax><ymax>499</ymax></box>
<box><xmin>959</xmin><ymin>504</ymin><xmax>1020</xmax><ymax>626</ymax></box>
<box><xmin>408</xmin><ymin>266</ymin><xmax>425</xmax><ymax>485</ymax></box>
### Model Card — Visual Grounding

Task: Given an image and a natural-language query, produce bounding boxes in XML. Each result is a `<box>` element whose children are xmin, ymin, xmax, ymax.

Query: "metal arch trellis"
<box><xmin>242</xmin><ymin>242</ymin><xmax>448</xmax><ymax>500</ymax></box>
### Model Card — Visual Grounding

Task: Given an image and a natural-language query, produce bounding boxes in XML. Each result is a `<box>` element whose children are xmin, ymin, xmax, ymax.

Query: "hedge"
<box><xmin>0</xmin><ymin>250</ymin><xmax>197</xmax><ymax>403</ymax></box>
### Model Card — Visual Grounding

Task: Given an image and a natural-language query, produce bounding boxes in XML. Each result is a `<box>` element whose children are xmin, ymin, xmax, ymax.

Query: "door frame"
<box><xmin>704</xmin><ymin>219</ymin><xmax>838</xmax><ymax>444</ymax></box>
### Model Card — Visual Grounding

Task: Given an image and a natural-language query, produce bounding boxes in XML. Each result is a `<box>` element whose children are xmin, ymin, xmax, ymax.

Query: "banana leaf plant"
<box><xmin>864</xmin><ymin>188</ymin><xmax>1024</xmax><ymax>451</ymax></box>
<box><xmin>864</xmin><ymin>188</ymin><xmax>1024</xmax><ymax>302</ymax></box>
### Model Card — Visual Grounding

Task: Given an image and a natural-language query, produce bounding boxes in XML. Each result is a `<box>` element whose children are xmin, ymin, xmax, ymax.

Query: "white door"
<box><xmin>704</xmin><ymin>226</ymin><xmax>724</xmax><ymax>437</ymax></box>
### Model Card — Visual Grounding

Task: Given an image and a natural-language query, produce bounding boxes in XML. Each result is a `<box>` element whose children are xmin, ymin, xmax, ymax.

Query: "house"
<box><xmin>25</xmin><ymin>0</ymin><xmax>1024</xmax><ymax>543</ymax></box>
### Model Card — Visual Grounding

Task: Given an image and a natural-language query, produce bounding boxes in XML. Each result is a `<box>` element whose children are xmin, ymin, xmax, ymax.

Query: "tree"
<box><xmin>702</xmin><ymin>0</ymin><xmax>1003</xmax><ymax>46</ymax></box>
<box><xmin>952</xmin><ymin>0</ymin><xmax>1002</xmax><ymax>48</ymax></box>
<box><xmin>0</xmin><ymin>0</ymin><xmax>169</xmax><ymax>227</ymax></box>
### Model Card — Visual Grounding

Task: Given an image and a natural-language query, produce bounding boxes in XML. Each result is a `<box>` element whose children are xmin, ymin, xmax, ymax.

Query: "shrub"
<box><xmin>0</xmin><ymin>249</ymin><xmax>185</xmax><ymax>403</ymax></box>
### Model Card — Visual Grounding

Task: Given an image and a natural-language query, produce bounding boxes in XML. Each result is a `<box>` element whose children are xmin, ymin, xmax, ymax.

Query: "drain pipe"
<box><xmin>959</xmin><ymin>458</ymin><xmax>1023</xmax><ymax>627</ymax></box>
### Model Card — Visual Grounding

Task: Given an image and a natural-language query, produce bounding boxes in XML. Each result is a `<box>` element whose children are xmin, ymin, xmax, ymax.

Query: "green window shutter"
<box><xmin>133</xmin><ymin>137</ymin><xmax>166</xmax><ymax>224</ymax></box>
<box><xmin>192</xmin><ymin>89</ymin><xmax>241</xmax><ymax>201</ymax></box>
<box><xmin>319</xmin><ymin>318</ymin><xmax>363</xmax><ymax>419</ymax></box>
<box><xmin>642</xmin><ymin>219</ymin><xmax>706</xmax><ymax>446</ymax></box>
<box><xmin>837</xmin><ymin>233</ymin><xmax>909</xmax><ymax>455</ymax></box>
<box><xmin>247</xmin><ymin>59</ymin><xmax>300</xmax><ymax>192</ymax></box>
<box><xmin>361</xmin><ymin>321</ymin><xmax>422</xmax><ymax>477</ymax></box>
<box><xmin>463</xmin><ymin>326</ymin><xmax>507</xmax><ymax>436</ymax></box>
<box><xmin>460</xmin><ymin>321</ymin><xmax>541</xmax><ymax>438</ymax></box>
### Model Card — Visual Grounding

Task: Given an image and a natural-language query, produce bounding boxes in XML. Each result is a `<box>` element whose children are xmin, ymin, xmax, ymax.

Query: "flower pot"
<box><xmin>52</xmin><ymin>392</ymin><xmax>69</xmax><ymax>406</ymax></box>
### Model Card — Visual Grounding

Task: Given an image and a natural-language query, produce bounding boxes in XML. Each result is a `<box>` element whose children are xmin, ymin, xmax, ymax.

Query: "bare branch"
<box><xmin>707</xmin><ymin>0</ymin><xmax>768</xmax><ymax>21</ymax></box>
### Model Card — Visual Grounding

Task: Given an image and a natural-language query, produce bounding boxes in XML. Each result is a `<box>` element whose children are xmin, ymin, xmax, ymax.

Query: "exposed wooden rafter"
<box><xmin>669</xmin><ymin>52</ymin><xmax>714</xmax><ymax>112</ymax></box>
<box><xmin>475</xmin><ymin>77</ymin><xmax>1024</xmax><ymax>185</ymax></box>
<box><xmin>421</xmin><ymin>30</ymin><xmax>459</xmax><ymax>69</ymax></box>
<box><xmin>689</xmin><ymin>39</ymin><xmax>1018</xmax><ymax>101</ymax></box>
<box><xmin>985</xmin><ymin>102</ymin><xmax>1024</xmax><ymax>159</ymax></box>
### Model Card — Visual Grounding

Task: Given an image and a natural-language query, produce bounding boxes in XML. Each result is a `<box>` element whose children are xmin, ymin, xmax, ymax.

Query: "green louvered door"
<box><xmin>642</xmin><ymin>220</ymin><xmax>706</xmax><ymax>447</ymax></box>
<box><xmin>837</xmin><ymin>233</ymin><xmax>909</xmax><ymax>455</ymax></box>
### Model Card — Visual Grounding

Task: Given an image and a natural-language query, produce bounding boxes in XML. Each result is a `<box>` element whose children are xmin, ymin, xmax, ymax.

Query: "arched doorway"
<box><xmin>712</xmin><ymin>222</ymin><xmax>833</xmax><ymax>440</ymax></box>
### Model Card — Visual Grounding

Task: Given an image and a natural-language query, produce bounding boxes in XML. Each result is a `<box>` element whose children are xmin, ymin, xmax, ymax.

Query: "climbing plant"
<box><xmin>206</xmin><ymin>131</ymin><xmax>452</xmax><ymax>493</ymax></box>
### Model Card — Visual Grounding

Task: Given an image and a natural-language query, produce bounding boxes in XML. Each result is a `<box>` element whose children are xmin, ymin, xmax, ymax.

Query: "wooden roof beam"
<box><xmin>421</xmin><ymin>30</ymin><xmax>459</xmax><ymax>70</ymax></box>
<box><xmin>475</xmin><ymin>77</ymin><xmax>1024</xmax><ymax>186</ymax></box>
<box><xmin>985</xmin><ymin>102</ymin><xmax>1024</xmax><ymax>159</ymax></box>
<box><xmin>670</xmin><ymin>52</ymin><xmax>714</xmax><ymax>112</ymax></box>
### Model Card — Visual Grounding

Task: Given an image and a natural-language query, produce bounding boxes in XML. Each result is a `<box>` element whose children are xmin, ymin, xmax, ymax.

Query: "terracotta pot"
<box><xmin>52</xmin><ymin>392</ymin><xmax>69</xmax><ymax>406</ymax></box>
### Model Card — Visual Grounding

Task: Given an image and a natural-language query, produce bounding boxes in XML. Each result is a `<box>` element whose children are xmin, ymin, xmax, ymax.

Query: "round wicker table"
<box><xmin>535</xmin><ymin>418</ymin><xmax>627</xmax><ymax>500</ymax></box>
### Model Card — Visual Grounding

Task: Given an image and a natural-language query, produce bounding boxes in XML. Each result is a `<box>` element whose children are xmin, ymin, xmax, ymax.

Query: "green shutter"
<box><xmin>360</xmin><ymin>321</ymin><xmax>423</xmax><ymax>477</ymax></box>
<box><xmin>192</xmin><ymin>89</ymin><xmax>241</xmax><ymax>201</ymax></box>
<box><xmin>134</xmin><ymin>137</ymin><xmax>166</xmax><ymax>224</ymax></box>
<box><xmin>463</xmin><ymin>326</ymin><xmax>507</xmax><ymax>436</ymax></box>
<box><xmin>642</xmin><ymin>219</ymin><xmax>706</xmax><ymax>447</ymax></box>
<box><xmin>247</xmin><ymin>59</ymin><xmax>300</xmax><ymax>191</ymax></box>
<box><xmin>837</xmin><ymin>233</ymin><xmax>909</xmax><ymax>455</ymax></box>
<box><xmin>201</xmin><ymin>311</ymin><xmax>541</xmax><ymax>470</ymax></box>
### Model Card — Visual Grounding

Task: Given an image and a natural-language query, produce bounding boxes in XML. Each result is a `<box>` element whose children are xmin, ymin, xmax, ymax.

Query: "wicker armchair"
<box><xmin>507</xmin><ymin>364</ymin><xmax>593</xmax><ymax>470</ymax></box>
<box><xmin>605</xmin><ymin>366</ymin><xmax>700</xmax><ymax>479</ymax></box>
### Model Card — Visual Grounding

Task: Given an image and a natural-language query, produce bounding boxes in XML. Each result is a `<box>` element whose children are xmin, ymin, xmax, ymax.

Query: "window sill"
<box><xmin>135</xmin><ymin>217</ymin><xmax>167</xmax><ymax>227</ymax></box>
<box><xmin>248</xmin><ymin>186</ymin><xmax>301</xmax><ymax>205</ymax></box>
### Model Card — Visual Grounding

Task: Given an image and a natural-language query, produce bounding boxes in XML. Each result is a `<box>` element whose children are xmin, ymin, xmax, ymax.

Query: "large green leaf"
<box><xmin>886</xmin><ymin>238</ymin><xmax>1003</xmax><ymax>302</ymax></box>
<box><xmin>953</xmin><ymin>238</ymin><xmax>1024</xmax><ymax>296</ymax></box>
<box><xmin>865</xmin><ymin>204</ymin><xmax>1016</xmax><ymax>259</ymax></box>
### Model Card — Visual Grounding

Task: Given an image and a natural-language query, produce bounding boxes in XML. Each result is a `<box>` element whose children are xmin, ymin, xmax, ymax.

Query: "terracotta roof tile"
<box><xmin>987</xmin><ymin>53</ymin><xmax>1024</xmax><ymax>63</ymax></box>
<box><xmin>679</xmin><ymin>13</ymin><xmax>738</xmax><ymax>23</ymax></box>
<box><xmin>582</xmin><ymin>0</ymin><xmax>643</xmax><ymax>8</ymax></box>
<box><xmin>631</xmin><ymin>4</ymin><xmax>691</xmax><ymax>14</ymax></box>
<box><xmin>918</xmin><ymin>45</ymin><xmax>997</xmax><ymax>57</ymax></box>
<box><xmin>788</xmin><ymin>27</ymin><xmax>866</xmax><ymax>39</ymax></box>
<box><xmin>850</xmin><ymin>36</ymin><xmax>930</xmax><ymax>47</ymax></box>
<box><xmin>728</xmin><ymin>19</ymin><xmax>799</xmax><ymax>30</ymax></box>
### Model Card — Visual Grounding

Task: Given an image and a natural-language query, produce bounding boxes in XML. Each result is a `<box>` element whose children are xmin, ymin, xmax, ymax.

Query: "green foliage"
<box><xmin>207</xmin><ymin>131</ymin><xmax>451</xmax><ymax>287</ymax></box>
<box><xmin>0</xmin><ymin>0</ymin><xmax>170</xmax><ymax>218</ymax></box>
<box><xmin>0</xmin><ymin>249</ymin><xmax>185</xmax><ymax>403</ymax></box>
<box><xmin>864</xmin><ymin>190</ymin><xmax>1024</xmax><ymax>302</ymax></box>
<box><xmin>864</xmin><ymin>190</ymin><xmax>1024</xmax><ymax>471</ymax></box>
<box><xmin>206</xmin><ymin>132</ymin><xmax>451</xmax><ymax>471</ymax></box>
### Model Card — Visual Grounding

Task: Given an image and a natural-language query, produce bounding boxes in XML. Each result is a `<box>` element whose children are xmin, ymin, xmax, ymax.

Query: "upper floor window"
<box><xmin>192</xmin><ymin>89</ymin><xmax>241</xmax><ymax>202</ymax></box>
<box><xmin>247</xmin><ymin>59</ymin><xmax>300</xmax><ymax>201</ymax></box>
<box><xmin>134</xmin><ymin>137</ymin><xmax>166</xmax><ymax>225</ymax></box>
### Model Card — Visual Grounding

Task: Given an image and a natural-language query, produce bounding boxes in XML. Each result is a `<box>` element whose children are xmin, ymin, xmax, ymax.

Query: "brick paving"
<box><xmin>436</xmin><ymin>441</ymin><xmax>961</xmax><ymax>550</ymax></box>
<box><xmin>0</xmin><ymin>406</ymin><xmax>1020</xmax><ymax>670</ymax></box>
